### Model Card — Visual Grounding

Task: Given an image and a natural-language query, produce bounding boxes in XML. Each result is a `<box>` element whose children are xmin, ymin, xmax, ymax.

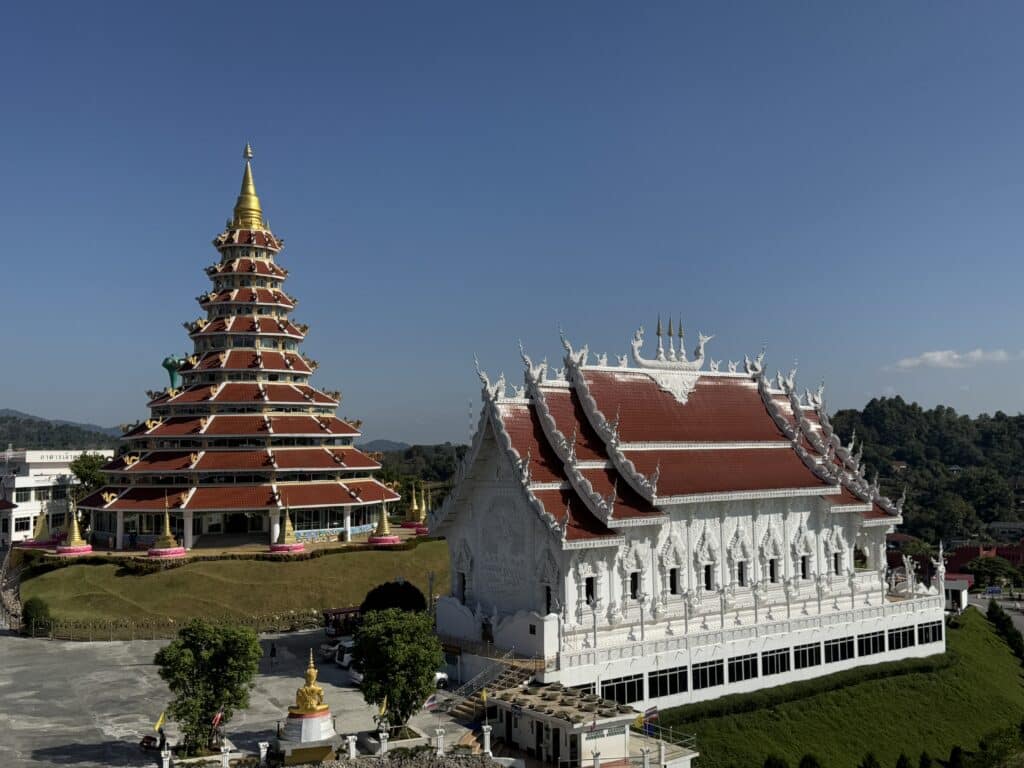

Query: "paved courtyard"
<box><xmin>0</xmin><ymin>628</ymin><xmax>468</xmax><ymax>768</ymax></box>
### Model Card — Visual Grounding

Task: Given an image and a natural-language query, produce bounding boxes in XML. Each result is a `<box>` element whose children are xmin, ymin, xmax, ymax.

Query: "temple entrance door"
<box><xmin>551</xmin><ymin>727</ymin><xmax>561</xmax><ymax>766</ymax></box>
<box><xmin>226</xmin><ymin>513</ymin><xmax>248</xmax><ymax>534</ymax></box>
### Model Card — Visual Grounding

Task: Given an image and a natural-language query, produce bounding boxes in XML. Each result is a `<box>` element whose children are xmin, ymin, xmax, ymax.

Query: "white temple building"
<box><xmin>429</xmin><ymin>322</ymin><xmax>945</xmax><ymax>709</ymax></box>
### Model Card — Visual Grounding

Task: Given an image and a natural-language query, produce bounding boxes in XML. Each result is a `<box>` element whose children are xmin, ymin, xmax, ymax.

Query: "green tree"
<box><xmin>153</xmin><ymin>619</ymin><xmax>262</xmax><ymax>755</ymax></box>
<box><xmin>798</xmin><ymin>755</ymin><xmax>822</xmax><ymax>768</ymax></box>
<box><xmin>763</xmin><ymin>758</ymin><xmax>789</xmax><ymax>768</ymax></box>
<box><xmin>360</xmin><ymin>580</ymin><xmax>427</xmax><ymax>615</ymax></box>
<box><xmin>895</xmin><ymin>753</ymin><xmax>911</xmax><ymax>768</ymax></box>
<box><xmin>353</xmin><ymin>608</ymin><xmax>443</xmax><ymax>728</ymax></box>
<box><xmin>967</xmin><ymin>556</ymin><xmax>1020</xmax><ymax>589</ymax></box>
<box><xmin>858</xmin><ymin>754</ymin><xmax>881</xmax><ymax>768</ymax></box>
<box><xmin>917</xmin><ymin>753</ymin><xmax>931</xmax><ymax>768</ymax></box>
<box><xmin>21</xmin><ymin>596</ymin><xmax>52</xmax><ymax>635</ymax></box>
<box><xmin>69</xmin><ymin>452</ymin><xmax>108</xmax><ymax>495</ymax></box>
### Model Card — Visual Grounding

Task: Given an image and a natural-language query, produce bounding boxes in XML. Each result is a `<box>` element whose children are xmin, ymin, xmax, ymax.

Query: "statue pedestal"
<box><xmin>55</xmin><ymin>544</ymin><xmax>93</xmax><ymax>556</ymax></box>
<box><xmin>415</xmin><ymin>524</ymin><xmax>430</xmax><ymax>536</ymax></box>
<box><xmin>148</xmin><ymin>545</ymin><xmax>187</xmax><ymax>559</ymax></box>
<box><xmin>400</xmin><ymin>520</ymin><xmax>421</xmax><ymax>529</ymax></box>
<box><xmin>270</xmin><ymin>542</ymin><xmax>305</xmax><ymax>554</ymax></box>
<box><xmin>277</xmin><ymin>709</ymin><xmax>337</xmax><ymax>766</ymax></box>
<box><xmin>368</xmin><ymin>534</ymin><xmax>401</xmax><ymax>545</ymax></box>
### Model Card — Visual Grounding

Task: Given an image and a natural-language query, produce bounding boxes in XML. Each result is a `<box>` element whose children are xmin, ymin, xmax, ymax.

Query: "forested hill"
<box><xmin>831</xmin><ymin>397</ymin><xmax>1022</xmax><ymax>543</ymax></box>
<box><xmin>0</xmin><ymin>416</ymin><xmax>119</xmax><ymax>450</ymax></box>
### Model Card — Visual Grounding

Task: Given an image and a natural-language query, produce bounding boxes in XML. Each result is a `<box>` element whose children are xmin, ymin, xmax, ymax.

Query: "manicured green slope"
<box><xmin>20</xmin><ymin>541</ymin><xmax>449</xmax><ymax>621</ymax></box>
<box><xmin>660</xmin><ymin>609</ymin><xmax>1023</xmax><ymax>768</ymax></box>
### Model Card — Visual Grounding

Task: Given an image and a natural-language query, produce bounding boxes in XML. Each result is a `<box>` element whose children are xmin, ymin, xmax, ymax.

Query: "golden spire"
<box><xmin>66</xmin><ymin>505</ymin><xmax>86</xmax><ymax>548</ymax></box>
<box><xmin>418</xmin><ymin>487</ymin><xmax>429</xmax><ymax>524</ymax></box>
<box><xmin>32</xmin><ymin>511</ymin><xmax>50</xmax><ymax>542</ymax></box>
<box><xmin>375</xmin><ymin>504</ymin><xmax>392</xmax><ymax>537</ymax></box>
<box><xmin>232</xmin><ymin>143</ymin><xmax>265</xmax><ymax>230</ymax></box>
<box><xmin>155</xmin><ymin>494</ymin><xmax>177</xmax><ymax>549</ymax></box>
<box><xmin>278</xmin><ymin>507</ymin><xmax>297</xmax><ymax>545</ymax></box>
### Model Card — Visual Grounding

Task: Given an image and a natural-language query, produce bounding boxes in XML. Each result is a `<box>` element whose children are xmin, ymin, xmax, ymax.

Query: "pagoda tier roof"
<box><xmin>106</xmin><ymin>447</ymin><xmax>379</xmax><ymax>474</ymax></box>
<box><xmin>80</xmin><ymin>478</ymin><xmax>398</xmax><ymax>512</ymax></box>
<box><xmin>123</xmin><ymin>414</ymin><xmax>359</xmax><ymax>438</ymax></box>
<box><xmin>181</xmin><ymin>350</ymin><xmax>313</xmax><ymax>374</ymax></box>
<box><xmin>199</xmin><ymin>287</ymin><xmax>295</xmax><ymax>309</ymax></box>
<box><xmin>206</xmin><ymin>257</ymin><xmax>286</xmax><ymax>278</ymax></box>
<box><xmin>189</xmin><ymin>316</ymin><xmax>306</xmax><ymax>339</ymax></box>
<box><xmin>213</xmin><ymin>227</ymin><xmax>283</xmax><ymax>251</ymax></box>
<box><xmin>148</xmin><ymin>382</ymin><xmax>338</xmax><ymax>407</ymax></box>
<box><xmin>0</xmin><ymin>499</ymin><xmax>16</xmax><ymax>510</ymax></box>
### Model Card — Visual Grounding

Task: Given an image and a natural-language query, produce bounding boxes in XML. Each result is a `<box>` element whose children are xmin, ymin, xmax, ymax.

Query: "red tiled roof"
<box><xmin>621</xmin><ymin>447</ymin><xmax>831</xmax><ymax>497</ymax></box>
<box><xmin>194</xmin><ymin>451</ymin><xmax>273</xmax><ymax>471</ymax></box>
<box><xmin>543</xmin><ymin>389</ymin><xmax>608</xmax><ymax>461</ymax></box>
<box><xmin>583</xmin><ymin>371</ymin><xmax>787</xmax><ymax>443</ymax></box>
<box><xmin>329</xmin><ymin>447</ymin><xmax>381</xmax><ymax>469</ymax></box>
<box><xmin>831</xmin><ymin>486</ymin><xmax>867</xmax><ymax>507</ymax></box>
<box><xmin>201</xmin><ymin>288</ymin><xmax>295</xmax><ymax>308</ymax></box>
<box><xmin>531</xmin><ymin>488</ymin><xmax>616</xmax><ymax>541</ymax></box>
<box><xmin>214</xmin><ymin>228</ymin><xmax>283</xmax><ymax>250</ymax></box>
<box><xmin>278</xmin><ymin>480</ymin><xmax>399</xmax><ymax>508</ymax></box>
<box><xmin>125</xmin><ymin>452</ymin><xmax>194</xmax><ymax>472</ymax></box>
<box><xmin>187</xmin><ymin>485</ymin><xmax>277</xmax><ymax>510</ymax></box>
<box><xmin>188</xmin><ymin>350</ymin><xmax>311</xmax><ymax>374</ymax></box>
<box><xmin>0</xmin><ymin>499</ymin><xmax>16</xmax><ymax>510</ymax></box>
<box><xmin>578</xmin><ymin>466</ymin><xmax>657</xmax><ymax>517</ymax></box>
<box><xmin>499</xmin><ymin>404</ymin><xmax>565</xmax><ymax>484</ymax></box>
<box><xmin>208</xmin><ymin>257</ymin><xmax>286</xmax><ymax>278</ymax></box>
<box><xmin>273</xmin><ymin>449</ymin><xmax>345</xmax><ymax>470</ymax></box>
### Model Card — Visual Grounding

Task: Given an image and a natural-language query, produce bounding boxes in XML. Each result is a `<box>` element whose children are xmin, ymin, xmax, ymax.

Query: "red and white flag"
<box><xmin>212</xmin><ymin>708</ymin><xmax>224</xmax><ymax>728</ymax></box>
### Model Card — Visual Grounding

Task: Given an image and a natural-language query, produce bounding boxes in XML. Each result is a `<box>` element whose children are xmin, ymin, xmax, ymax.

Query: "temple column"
<box><xmin>270</xmin><ymin>509</ymin><xmax>281</xmax><ymax>544</ymax></box>
<box><xmin>344</xmin><ymin>509</ymin><xmax>352</xmax><ymax>542</ymax></box>
<box><xmin>183</xmin><ymin>510</ymin><xmax>194</xmax><ymax>549</ymax></box>
<box><xmin>115</xmin><ymin>510</ymin><xmax>125</xmax><ymax>550</ymax></box>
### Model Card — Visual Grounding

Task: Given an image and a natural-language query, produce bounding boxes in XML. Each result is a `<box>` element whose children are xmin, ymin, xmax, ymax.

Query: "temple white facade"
<box><xmin>430</xmin><ymin>324</ymin><xmax>945</xmax><ymax>709</ymax></box>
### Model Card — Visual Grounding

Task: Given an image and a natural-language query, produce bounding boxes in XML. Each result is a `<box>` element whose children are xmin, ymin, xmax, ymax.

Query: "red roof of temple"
<box><xmin>200</xmin><ymin>288</ymin><xmax>295</xmax><ymax>308</ymax></box>
<box><xmin>214</xmin><ymin>227</ymin><xmax>283</xmax><ymax>250</ymax></box>
<box><xmin>531</xmin><ymin>488</ymin><xmax>617</xmax><ymax>541</ymax></box>
<box><xmin>207</xmin><ymin>257</ymin><xmax>287</xmax><ymax>278</ymax></box>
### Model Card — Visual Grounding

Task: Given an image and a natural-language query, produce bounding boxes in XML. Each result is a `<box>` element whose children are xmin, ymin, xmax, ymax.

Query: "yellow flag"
<box><xmin>481</xmin><ymin>688</ymin><xmax>488</xmax><ymax>704</ymax></box>
<box><xmin>154</xmin><ymin>711</ymin><xmax>166</xmax><ymax>732</ymax></box>
<box><xmin>633</xmin><ymin>714</ymin><xmax>643</xmax><ymax>729</ymax></box>
<box><xmin>379</xmin><ymin>695</ymin><xmax>388</xmax><ymax>716</ymax></box>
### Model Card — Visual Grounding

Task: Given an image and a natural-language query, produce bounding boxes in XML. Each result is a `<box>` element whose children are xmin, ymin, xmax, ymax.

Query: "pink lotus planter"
<box><xmin>148</xmin><ymin>546</ymin><xmax>187</xmax><ymax>559</ymax></box>
<box><xmin>55</xmin><ymin>544</ymin><xmax>93</xmax><ymax>556</ymax></box>
<box><xmin>270</xmin><ymin>542</ymin><xmax>306</xmax><ymax>554</ymax></box>
<box><xmin>400</xmin><ymin>521</ymin><xmax>422</xmax><ymax>529</ymax></box>
<box><xmin>367</xmin><ymin>535</ymin><xmax>401</xmax><ymax>546</ymax></box>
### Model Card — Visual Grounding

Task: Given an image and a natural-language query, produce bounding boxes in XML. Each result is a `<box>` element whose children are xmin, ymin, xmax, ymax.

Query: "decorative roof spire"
<box><xmin>374</xmin><ymin>503</ymin><xmax>392</xmax><ymax>537</ymax></box>
<box><xmin>232</xmin><ymin>143</ymin><xmax>265</xmax><ymax>229</ymax></box>
<box><xmin>65</xmin><ymin>505</ymin><xmax>86</xmax><ymax>548</ymax></box>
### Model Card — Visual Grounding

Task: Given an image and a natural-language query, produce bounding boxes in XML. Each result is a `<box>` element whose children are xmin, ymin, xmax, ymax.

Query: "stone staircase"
<box><xmin>448</xmin><ymin>661</ymin><xmax>535</xmax><ymax>723</ymax></box>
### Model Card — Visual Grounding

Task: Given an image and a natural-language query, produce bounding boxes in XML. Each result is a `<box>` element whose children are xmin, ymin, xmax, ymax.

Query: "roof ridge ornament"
<box><xmin>631</xmin><ymin>323</ymin><xmax>709</xmax><ymax>372</ymax></box>
<box><xmin>744</xmin><ymin>347</ymin><xmax>766</xmax><ymax>376</ymax></box>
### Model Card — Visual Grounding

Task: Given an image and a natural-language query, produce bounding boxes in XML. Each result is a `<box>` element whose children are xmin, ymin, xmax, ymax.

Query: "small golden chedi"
<box><xmin>289</xmin><ymin>650</ymin><xmax>328</xmax><ymax>715</ymax></box>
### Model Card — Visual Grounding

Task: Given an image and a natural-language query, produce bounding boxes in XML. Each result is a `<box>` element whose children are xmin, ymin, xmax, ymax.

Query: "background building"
<box><xmin>0</xmin><ymin>448</ymin><xmax>114</xmax><ymax>545</ymax></box>
<box><xmin>431</xmin><ymin>324</ymin><xmax>945</xmax><ymax>708</ymax></box>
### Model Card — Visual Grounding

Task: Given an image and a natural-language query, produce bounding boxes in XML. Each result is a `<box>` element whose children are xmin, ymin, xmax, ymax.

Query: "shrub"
<box><xmin>857</xmin><ymin>754</ymin><xmax>880</xmax><ymax>768</ymax></box>
<box><xmin>764</xmin><ymin>757</ymin><xmax>790</xmax><ymax>768</ymax></box>
<box><xmin>21</xmin><ymin>596</ymin><xmax>52</xmax><ymax>635</ymax></box>
<box><xmin>918</xmin><ymin>752</ymin><xmax>932</xmax><ymax>768</ymax></box>
<box><xmin>798</xmin><ymin>756</ymin><xmax>822</xmax><ymax>768</ymax></box>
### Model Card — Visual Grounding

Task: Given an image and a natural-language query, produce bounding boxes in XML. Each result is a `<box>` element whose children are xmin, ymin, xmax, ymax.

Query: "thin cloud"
<box><xmin>890</xmin><ymin>348</ymin><xmax>1020</xmax><ymax>370</ymax></box>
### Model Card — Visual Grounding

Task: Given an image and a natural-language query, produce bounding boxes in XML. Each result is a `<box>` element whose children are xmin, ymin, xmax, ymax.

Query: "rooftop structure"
<box><xmin>78</xmin><ymin>148</ymin><xmax>398</xmax><ymax>550</ymax></box>
<box><xmin>430</xmin><ymin>324</ymin><xmax>945</xmax><ymax>709</ymax></box>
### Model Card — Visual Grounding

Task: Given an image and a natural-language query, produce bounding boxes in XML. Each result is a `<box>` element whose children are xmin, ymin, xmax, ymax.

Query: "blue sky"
<box><xmin>1</xmin><ymin>3</ymin><xmax>1022</xmax><ymax>443</ymax></box>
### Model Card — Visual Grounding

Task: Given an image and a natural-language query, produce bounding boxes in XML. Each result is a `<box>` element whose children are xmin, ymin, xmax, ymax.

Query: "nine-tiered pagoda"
<box><xmin>80</xmin><ymin>147</ymin><xmax>398</xmax><ymax>550</ymax></box>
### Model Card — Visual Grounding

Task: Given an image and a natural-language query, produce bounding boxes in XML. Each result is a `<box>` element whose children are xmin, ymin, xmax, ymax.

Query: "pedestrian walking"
<box><xmin>269</xmin><ymin>641</ymin><xmax>277</xmax><ymax>670</ymax></box>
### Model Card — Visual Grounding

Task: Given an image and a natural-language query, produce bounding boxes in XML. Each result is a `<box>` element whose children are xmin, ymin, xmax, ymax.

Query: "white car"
<box><xmin>335</xmin><ymin>639</ymin><xmax>356</xmax><ymax>669</ymax></box>
<box><xmin>319</xmin><ymin>639</ymin><xmax>342</xmax><ymax>661</ymax></box>
<box><xmin>348</xmin><ymin>661</ymin><xmax>363</xmax><ymax>686</ymax></box>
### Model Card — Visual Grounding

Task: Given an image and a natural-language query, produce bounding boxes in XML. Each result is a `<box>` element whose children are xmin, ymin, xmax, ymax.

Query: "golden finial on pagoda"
<box><xmin>278</xmin><ymin>507</ymin><xmax>297</xmax><ymax>545</ymax></box>
<box><xmin>65</xmin><ymin>504</ymin><xmax>86</xmax><ymax>548</ymax></box>
<box><xmin>374</xmin><ymin>503</ymin><xmax>392</xmax><ymax>537</ymax></box>
<box><xmin>418</xmin><ymin>487</ymin><xmax>429</xmax><ymax>524</ymax></box>
<box><xmin>289</xmin><ymin>649</ymin><xmax>329</xmax><ymax>715</ymax></box>
<box><xmin>232</xmin><ymin>143</ymin><xmax>265</xmax><ymax>230</ymax></box>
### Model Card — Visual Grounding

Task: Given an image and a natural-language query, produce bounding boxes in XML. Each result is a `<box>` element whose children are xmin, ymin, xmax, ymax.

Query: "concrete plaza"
<box><xmin>0</xmin><ymin>627</ymin><xmax>467</xmax><ymax>768</ymax></box>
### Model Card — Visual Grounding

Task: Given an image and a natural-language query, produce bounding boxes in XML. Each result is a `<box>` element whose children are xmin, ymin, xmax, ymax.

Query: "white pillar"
<box><xmin>642</xmin><ymin>747</ymin><xmax>651</xmax><ymax>768</ymax></box>
<box><xmin>593</xmin><ymin>750</ymin><xmax>601</xmax><ymax>768</ymax></box>
<box><xmin>160</xmin><ymin>746</ymin><xmax>172</xmax><ymax>768</ymax></box>
<box><xmin>270</xmin><ymin>510</ymin><xmax>281</xmax><ymax>544</ymax></box>
<box><xmin>258</xmin><ymin>741</ymin><xmax>270</xmax><ymax>766</ymax></box>
<box><xmin>482</xmin><ymin>724</ymin><xmax>492</xmax><ymax>756</ymax></box>
<box><xmin>659</xmin><ymin>740</ymin><xmax>667</xmax><ymax>767</ymax></box>
<box><xmin>347</xmin><ymin>734</ymin><xmax>358</xmax><ymax>760</ymax></box>
<box><xmin>379</xmin><ymin>730</ymin><xmax>389</xmax><ymax>755</ymax></box>
<box><xmin>220</xmin><ymin>744</ymin><xmax>231</xmax><ymax>768</ymax></box>
<box><xmin>344</xmin><ymin>508</ymin><xmax>352</xmax><ymax>542</ymax></box>
<box><xmin>115</xmin><ymin>510</ymin><xmax>125</xmax><ymax>550</ymax></box>
<box><xmin>183</xmin><ymin>509</ymin><xmax>194</xmax><ymax>549</ymax></box>
<box><xmin>435</xmin><ymin>728</ymin><xmax>446</xmax><ymax>756</ymax></box>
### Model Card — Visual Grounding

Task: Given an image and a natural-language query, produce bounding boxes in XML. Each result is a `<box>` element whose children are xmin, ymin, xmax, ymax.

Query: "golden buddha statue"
<box><xmin>289</xmin><ymin>650</ymin><xmax>329</xmax><ymax>715</ymax></box>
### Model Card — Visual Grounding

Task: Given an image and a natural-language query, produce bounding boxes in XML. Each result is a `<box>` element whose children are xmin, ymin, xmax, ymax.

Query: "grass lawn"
<box><xmin>20</xmin><ymin>540</ymin><xmax>449</xmax><ymax>622</ymax></box>
<box><xmin>659</xmin><ymin>608</ymin><xmax>1024</xmax><ymax>768</ymax></box>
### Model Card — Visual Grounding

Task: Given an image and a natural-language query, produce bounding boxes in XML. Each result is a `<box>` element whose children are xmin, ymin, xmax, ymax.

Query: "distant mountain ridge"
<box><xmin>0</xmin><ymin>409</ymin><xmax>121</xmax><ymax>437</ymax></box>
<box><xmin>0</xmin><ymin>412</ymin><xmax>119</xmax><ymax>451</ymax></box>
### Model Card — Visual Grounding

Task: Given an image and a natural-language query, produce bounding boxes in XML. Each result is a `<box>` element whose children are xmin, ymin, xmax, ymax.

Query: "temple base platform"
<box><xmin>55</xmin><ymin>544</ymin><xmax>93</xmax><ymax>556</ymax></box>
<box><xmin>277</xmin><ymin>709</ymin><xmax>337</xmax><ymax>766</ymax></box>
<box><xmin>147</xmin><ymin>546</ymin><xmax>187</xmax><ymax>559</ymax></box>
<box><xmin>415</xmin><ymin>524</ymin><xmax>430</xmax><ymax>535</ymax></box>
<box><xmin>270</xmin><ymin>542</ymin><xmax>306</xmax><ymax>554</ymax></box>
<box><xmin>400</xmin><ymin>521</ymin><xmax>421</xmax><ymax>529</ymax></box>
<box><xmin>368</xmin><ymin>535</ymin><xmax>401</xmax><ymax>545</ymax></box>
